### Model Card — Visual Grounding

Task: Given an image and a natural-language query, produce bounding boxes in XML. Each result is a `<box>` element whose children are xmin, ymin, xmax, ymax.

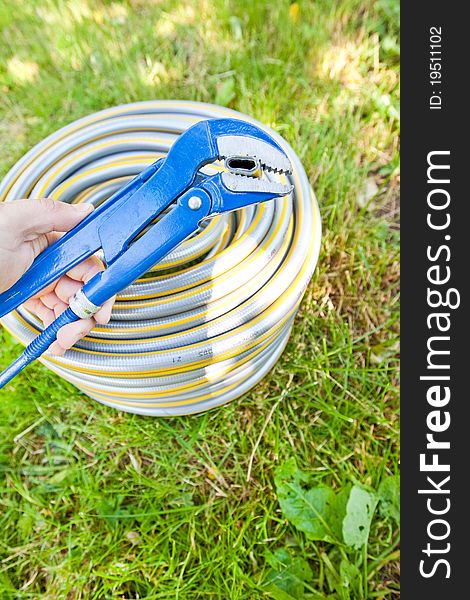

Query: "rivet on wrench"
<box><xmin>188</xmin><ymin>196</ymin><xmax>202</xmax><ymax>210</ymax></box>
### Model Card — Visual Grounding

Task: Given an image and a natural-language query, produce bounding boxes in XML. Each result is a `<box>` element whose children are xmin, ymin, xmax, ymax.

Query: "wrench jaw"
<box><xmin>207</xmin><ymin>119</ymin><xmax>292</xmax><ymax>174</ymax></box>
<box><xmin>216</xmin><ymin>130</ymin><xmax>294</xmax><ymax>202</ymax></box>
<box><xmin>220</xmin><ymin>172</ymin><xmax>293</xmax><ymax>196</ymax></box>
<box><xmin>216</xmin><ymin>135</ymin><xmax>293</xmax><ymax>176</ymax></box>
<box><xmin>202</xmin><ymin>127</ymin><xmax>294</xmax><ymax>216</ymax></box>
<box><xmin>199</xmin><ymin>169</ymin><xmax>293</xmax><ymax>217</ymax></box>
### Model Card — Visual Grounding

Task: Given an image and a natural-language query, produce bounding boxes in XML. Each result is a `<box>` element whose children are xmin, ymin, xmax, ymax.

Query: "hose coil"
<box><xmin>0</xmin><ymin>101</ymin><xmax>321</xmax><ymax>416</ymax></box>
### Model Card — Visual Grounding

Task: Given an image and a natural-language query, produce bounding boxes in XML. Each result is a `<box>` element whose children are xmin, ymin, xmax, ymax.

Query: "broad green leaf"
<box><xmin>275</xmin><ymin>460</ymin><xmax>337</xmax><ymax>542</ymax></box>
<box><xmin>342</xmin><ymin>485</ymin><xmax>378</xmax><ymax>549</ymax></box>
<box><xmin>378</xmin><ymin>475</ymin><xmax>400</xmax><ymax>525</ymax></box>
<box><xmin>266</xmin><ymin>586</ymin><xmax>297</xmax><ymax>600</ymax></box>
<box><xmin>329</xmin><ymin>485</ymin><xmax>350</xmax><ymax>542</ymax></box>
<box><xmin>265</xmin><ymin>548</ymin><xmax>313</xmax><ymax>600</ymax></box>
<box><xmin>275</xmin><ymin>457</ymin><xmax>305</xmax><ymax>482</ymax></box>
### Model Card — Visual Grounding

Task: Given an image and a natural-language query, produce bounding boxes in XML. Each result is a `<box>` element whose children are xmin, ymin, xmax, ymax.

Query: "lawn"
<box><xmin>0</xmin><ymin>1</ymin><xmax>400</xmax><ymax>598</ymax></box>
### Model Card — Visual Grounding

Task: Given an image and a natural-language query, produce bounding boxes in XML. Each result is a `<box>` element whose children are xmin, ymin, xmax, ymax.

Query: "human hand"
<box><xmin>0</xmin><ymin>198</ymin><xmax>114</xmax><ymax>355</ymax></box>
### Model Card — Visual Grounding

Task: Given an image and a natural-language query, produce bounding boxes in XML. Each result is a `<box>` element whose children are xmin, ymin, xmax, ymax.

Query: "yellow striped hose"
<box><xmin>0</xmin><ymin>101</ymin><xmax>321</xmax><ymax>416</ymax></box>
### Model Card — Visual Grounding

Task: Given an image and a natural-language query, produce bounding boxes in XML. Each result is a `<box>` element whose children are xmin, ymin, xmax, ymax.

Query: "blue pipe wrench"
<box><xmin>0</xmin><ymin>118</ymin><xmax>293</xmax><ymax>388</ymax></box>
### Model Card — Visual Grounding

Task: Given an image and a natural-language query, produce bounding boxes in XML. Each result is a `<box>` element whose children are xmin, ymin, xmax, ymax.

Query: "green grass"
<box><xmin>0</xmin><ymin>0</ymin><xmax>400</xmax><ymax>597</ymax></box>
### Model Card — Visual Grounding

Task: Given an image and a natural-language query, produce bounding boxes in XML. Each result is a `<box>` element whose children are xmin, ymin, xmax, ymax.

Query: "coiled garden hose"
<box><xmin>0</xmin><ymin>101</ymin><xmax>321</xmax><ymax>416</ymax></box>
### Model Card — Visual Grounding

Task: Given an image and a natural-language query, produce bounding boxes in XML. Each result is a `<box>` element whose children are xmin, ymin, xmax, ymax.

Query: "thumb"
<box><xmin>6</xmin><ymin>198</ymin><xmax>94</xmax><ymax>238</ymax></box>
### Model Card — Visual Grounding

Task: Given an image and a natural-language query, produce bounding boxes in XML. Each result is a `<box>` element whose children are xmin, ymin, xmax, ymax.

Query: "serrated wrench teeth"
<box><xmin>217</xmin><ymin>136</ymin><xmax>292</xmax><ymax>175</ymax></box>
<box><xmin>221</xmin><ymin>172</ymin><xmax>294</xmax><ymax>195</ymax></box>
